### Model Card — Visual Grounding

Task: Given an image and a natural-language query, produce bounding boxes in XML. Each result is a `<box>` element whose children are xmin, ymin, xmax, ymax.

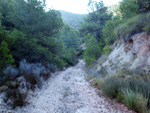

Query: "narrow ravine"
<box><xmin>14</xmin><ymin>60</ymin><xmax>123</xmax><ymax>113</ymax></box>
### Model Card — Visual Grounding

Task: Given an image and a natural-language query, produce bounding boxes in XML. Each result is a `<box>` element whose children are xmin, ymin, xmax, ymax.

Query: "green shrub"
<box><xmin>90</xmin><ymin>79</ymin><xmax>102</xmax><ymax>90</ymax></box>
<box><xmin>116</xmin><ymin>92</ymin><xmax>124</xmax><ymax>103</ymax></box>
<box><xmin>54</xmin><ymin>58</ymin><xmax>67</xmax><ymax>69</ymax></box>
<box><xmin>122</xmin><ymin>89</ymin><xmax>148</xmax><ymax>113</ymax></box>
<box><xmin>102</xmin><ymin>77</ymin><xmax>121</xmax><ymax>98</ymax></box>
<box><xmin>127</xmin><ymin>78</ymin><xmax>150</xmax><ymax>98</ymax></box>
<box><xmin>119</xmin><ymin>0</ymin><xmax>138</xmax><ymax>19</ymax></box>
<box><xmin>102</xmin><ymin>74</ymin><xmax>150</xmax><ymax>113</ymax></box>
<box><xmin>83</xmin><ymin>34</ymin><xmax>103</xmax><ymax>65</ymax></box>
<box><xmin>83</xmin><ymin>55</ymin><xmax>96</xmax><ymax>66</ymax></box>
<box><xmin>103</xmin><ymin>17</ymin><xmax>120</xmax><ymax>45</ymax></box>
<box><xmin>64</xmin><ymin>48</ymin><xmax>78</xmax><ymax>66</ymax></box>
<box><xmin>115</xmin><ymin>12</ymin><xmax>150</xmax><ymax>40</ymax></box>
<box><xmin>103</xmin><ymin>45</ymin><xmax>113</xmax><ymax>55</ymax></box>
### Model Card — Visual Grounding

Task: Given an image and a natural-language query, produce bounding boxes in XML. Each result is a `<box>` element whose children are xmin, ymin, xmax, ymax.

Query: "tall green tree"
<box><xmin>60</xmin><ymin>25</ymin><xmax>80</xmax><ymax>49</ymax></box>
<box><xmin>0</xmin><ymin>0</ymin><xmax>15</xmax><ymax>29</ymax></box>
<box><xmin>119</xmin><ymin>0</ymin><xmax>139</xmax><ymax>19</ymax></box>
<box><xmin>103</xmin><ymin>16</ymin><xmax>121</xmax><ymax>45</ymax></box>
<box><xmin>83</xmin><ymin>34</ymin><xmax>103</xmax><ymax>65</ymax></box>
<box><xmin>8</xmin><ymin>0</ymin><xmax>63</xmax><ymax>38</ymax></box>
<box><xmin>80</xmin><ymin>0</ymin><xmax>112</xmax><ymax>44</ymax></box>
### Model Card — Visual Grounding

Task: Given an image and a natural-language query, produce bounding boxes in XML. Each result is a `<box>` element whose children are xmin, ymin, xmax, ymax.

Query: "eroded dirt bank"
<box><xmin>14</xmin><ymin>60</ymin><xmax>125</xmax><ymax>113</ymax></box>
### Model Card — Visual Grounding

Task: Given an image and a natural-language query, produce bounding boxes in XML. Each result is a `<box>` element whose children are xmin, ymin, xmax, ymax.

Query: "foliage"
<box><xmin>83</xmin><ymin>34</ymin><xmax>103</xmax><ymax>65</ymax></box>
<box><xmin>103</xmin><ymin>16</ymin><xmax>121</xmax><ymax>45</ymax></box>
<box><xmin>119</xmin><ymin>0</ymin><xmax>139</xmax><ymax>19</ymax></box>
<box><xmin>19</xmin><ymin>60</ymin><xmax>50</xmax><ymax>88</ymax></box>
<box><xmin>64</xmin><ymin>48</ymin><xmax>78</xmax><ymax>66</ymax></box>
<box><xmin>8</xmin><ymin>0</ymin><xmax>63</xmax><ymax>38</ymax></box>
<box><xmin>115</xmin><ymin>12</ymin><xmax>150</xmax><ymax>41</ymax></box>
<box><xmin>0</xmin><ymin>41</ymin><xmax>14</xmax><ymax>72</ymax></box>
<box><xmin>103</xmin><ymin>45</ymin><xmax>113</xmax><ymax>55</ymax></box>
<box><xmin>101</xmin><ymin>73</ymin><xmax>150</xmax><ymax>113</ymax></box>
<box><xmin>0</xmin><ymin>0</ymin><xmax>15</xmax><ymax>29</ymax></box>
<box><xmin>122</xmin><ymin>89</ymin><xmax>148</xmax><ymax>113</ymax></box>
<box><xmin>80</xmin><ymin>0</ymin><xmax>112</xmax><ymax>43</ymax></box>
<box><xmin>102</xmin><ymin>77</ymin><xmax>121</xmax><ymax>98</ymax></box>
<box><xmin>0</xmin><ymin>0</ymin><xmax>80</xmax><ymax>108</ymax></box>
<box><xmin>119</xmin><ymin>0</ymin><xmax>150</xmax><ymax>19</ymax></box>
<box><xmin>90</xmin><ymin>79</ymin><xmax>102</xmax><ymax>90</ymax></box>
<box><xmin>53</xmin><ymin>58</ymin><xmax>67</xmax><ymax>69</ymax></box>
<box><xmin>136</xmin><ymin>0</ymin><xmax>150</xmax><ymax>13</ymax></box>
<box><xmin>3</xmin><ymin>66</ymin><xmax>18</xmax><ymax>80</ymax></box>
<box><xmin>60</xmin><ymin>25</ymin><xmax>80</xmax><ymax>49</ymax></box>
<box><xmin>0</xmin><ymin>0</ymin><xmax>67</xmax><ymax>69</ymax></box>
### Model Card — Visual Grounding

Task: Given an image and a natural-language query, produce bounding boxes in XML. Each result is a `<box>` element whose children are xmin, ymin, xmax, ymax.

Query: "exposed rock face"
<box><xmin>96</xmin><ymin>32</ymin><xmax>150</xmax><ymax>75</ymax></box>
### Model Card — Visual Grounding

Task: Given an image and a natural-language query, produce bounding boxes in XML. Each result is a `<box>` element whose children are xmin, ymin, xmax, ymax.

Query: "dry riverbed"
<box><xmin>2</xmin><ymin>60</ymin><xmax>134</xmax><ymax>113</ymax></box>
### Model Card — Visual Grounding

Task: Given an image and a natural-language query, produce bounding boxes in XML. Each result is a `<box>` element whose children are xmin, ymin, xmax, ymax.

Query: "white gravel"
<box><xmin>14</xmin><ymin>60</ymin><xmax>123</xmax><ymax>113</ymax></box>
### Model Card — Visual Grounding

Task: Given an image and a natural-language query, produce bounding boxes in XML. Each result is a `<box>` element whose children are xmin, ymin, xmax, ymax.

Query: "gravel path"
<box><xmin>15</xmin><ymin>60</ymin><xmax>124</xmax><ymax>113</ymax></box>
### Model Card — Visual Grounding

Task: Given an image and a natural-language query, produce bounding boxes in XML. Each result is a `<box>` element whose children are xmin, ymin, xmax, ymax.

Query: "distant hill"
<box><xmin>59</xmin><ymin>10</ymin><xmax>87</xmax><ymax>29</ymax></box>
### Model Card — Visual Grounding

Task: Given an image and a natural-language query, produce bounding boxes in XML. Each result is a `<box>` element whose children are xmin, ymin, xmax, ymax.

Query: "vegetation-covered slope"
<box><xmin>59</xmin><ymin>10</ymin><xmax>87</xmax><ymax>29</ymax></box>
<box><xmin>0</xmin><ymin>0</ymin><xmax>81</xmax><ymax>108</ymax></box>
<box><xmin>81</xmin><ymin>0</ymin><xmax>150</xmax><ymax>112</ymax></box>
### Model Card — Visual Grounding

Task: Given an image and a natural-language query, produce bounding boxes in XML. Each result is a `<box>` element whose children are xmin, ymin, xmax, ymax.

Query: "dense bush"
<box><xmin>102</xmin><ymin>77</ymin><xmax>122</xmax><ymax>98</ymax></box>
<box><xmin>119</xmin><ymin>0</ymin><xmax>139</xmax><ymax>19</ymax></box>
<box><xmin>90</xmin><ymin>79</ymin><xmax>102</xmax><ymax>90</ymax></box>
<box><xmin>60</xmin><ymin>25</ymin><xmax>80</xmax><ymax>49</ymax></box>
<box><xmin>19</xmin><ymin>60</ymin><xmax>51</xmax><ymax>88</ymax></box>
<box><xmin>0</xmin><ymin>41</ymin><xmax>14</xmax><ymax>72</ymax></box>
<box><xmin>122</xmin><ymin>89</ymin><xmax>148</xmax><ymax>113</ymax></box>
<box><xmin>115</xmin><ymin>12</ymin><xmax>150</xmax><ymax>41</ymax></box>
<box><xmin>64</xmin><ymin>48</ymin><xmax>78</xmax><ymax>66</ymax></box>
<box><xmin>0</xmin><ymin>0</ymin><xmax>81</xmax><ymax>109</ymax></box>
<box><xmin>103</xmin><ymin>20</ymin><xmax>116</xmax><ymax>45</ymax></box>
<box><xmin>101</xmin><ymin>75</ymin><xmax>150</xmax><ymax>112</ymax></box>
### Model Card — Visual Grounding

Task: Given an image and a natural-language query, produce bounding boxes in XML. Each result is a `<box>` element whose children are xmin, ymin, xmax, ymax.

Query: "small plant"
<box><xmin>90</xmin><ymin>79</ymin><xmax>102</xmax><ymax>89</ymax></box>
<box><xmin>5</xmin><ymin>88</ymin><xmax>28</xmax><ymax>108</ymax></box>
<box><xmin>64</xmin><ymin>48</ymin><xmax>78</xmax><ymax>66</ymax></box>
<box><xmin>103</xmin><ymin>45</ymin><xmax>113</xmax><ymax>55</ymax></box>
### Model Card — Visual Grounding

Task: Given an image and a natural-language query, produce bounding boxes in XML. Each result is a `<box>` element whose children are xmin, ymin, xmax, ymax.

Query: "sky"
<box><xmin>46</xmin><ymin>0</ymin><xmax>121</xmax><ymax>14</ymax></box>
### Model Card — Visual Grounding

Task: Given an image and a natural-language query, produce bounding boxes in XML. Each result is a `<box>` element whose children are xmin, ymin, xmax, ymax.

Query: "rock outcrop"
<box><xmin>95</xmin><ymin>32</ymin><xmax>150</xmax><ymax>76</ymax></box>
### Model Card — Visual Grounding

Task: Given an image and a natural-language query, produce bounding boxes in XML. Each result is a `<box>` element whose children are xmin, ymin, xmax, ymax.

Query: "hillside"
<box><xmin>59</xmin><ymin>10</ymin><xmax>87</xmax><ymax>29</ymax></box>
